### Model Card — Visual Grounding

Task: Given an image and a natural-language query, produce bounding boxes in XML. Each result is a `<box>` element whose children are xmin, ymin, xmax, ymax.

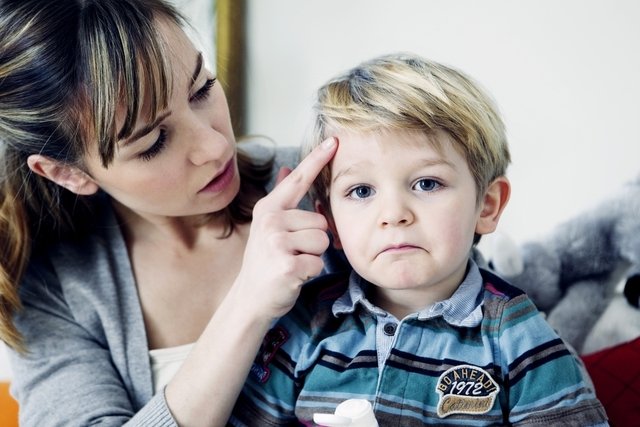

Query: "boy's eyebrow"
<box><xmin>332</xmin><ymin>157</ymin><xmax>456</xmax><ymax>183</ymax></box>
<box><xmin>332</xmin><ymin>163</ymin><xmax>366</xmax><ymax>184</ymax></box>
<box><xmin>417</xmin><ymin>157</ymin><xmax>457</xmax><ymax>170</ymax></box>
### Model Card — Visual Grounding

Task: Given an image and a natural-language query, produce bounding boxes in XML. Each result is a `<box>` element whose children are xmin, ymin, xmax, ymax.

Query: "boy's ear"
<box><xmin>315</xmin><ymin>200</ymin><xmax>342</xmax><ymax>249</ymax></box>
<box><xmin>475</xmin><ymin>176</ymin><xmax>510</xmax><ymax>235</ymax></box>
<box><xmin>27</xmin><ymin>154</ymin><xmax>99</xmax><ymax>195</ymax></box>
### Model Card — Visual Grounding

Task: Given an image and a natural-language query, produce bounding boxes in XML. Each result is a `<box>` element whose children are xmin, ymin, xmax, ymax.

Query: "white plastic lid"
<box><xmin>312</xmin><ymin>413</ymin><xmax>352</xmax><ymax>426</ymax></box>
<box><xmin>313</xmin><ymin>399</ymin><xmax>378</xmax><ymax>427</ymax></box>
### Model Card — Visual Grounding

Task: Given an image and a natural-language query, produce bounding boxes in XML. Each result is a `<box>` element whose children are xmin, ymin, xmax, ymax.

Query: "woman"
<box><xmin>0</xmin><ymin>0</ymin><xmax>339</xmax><ymax>425</ymax></box>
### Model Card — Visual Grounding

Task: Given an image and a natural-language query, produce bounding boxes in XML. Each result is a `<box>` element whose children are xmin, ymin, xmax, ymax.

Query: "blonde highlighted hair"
<box><xmin>302</xmin><ymin>52</ymin><xmax>510</xmax><ymax>212</ymax></box>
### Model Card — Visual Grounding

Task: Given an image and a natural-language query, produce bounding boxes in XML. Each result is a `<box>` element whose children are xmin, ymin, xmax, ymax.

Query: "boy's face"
<box><xmin>327</xmin><ymin>129</ymin><xmax>497</xmax><ymax>309</ymax></box>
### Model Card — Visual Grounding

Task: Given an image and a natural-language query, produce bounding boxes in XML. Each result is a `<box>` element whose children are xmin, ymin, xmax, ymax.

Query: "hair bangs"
<box><xmin>78</xmin><ymin>1</ymin><xmax>177</xmax><ymax>167</ymax></box>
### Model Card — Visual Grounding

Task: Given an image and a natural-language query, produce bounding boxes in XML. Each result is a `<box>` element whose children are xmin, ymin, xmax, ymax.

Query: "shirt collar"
<box><xmin>332</xmin><ymin>260</ymin><xmax>484</xmax><ymax>327</ymax></box>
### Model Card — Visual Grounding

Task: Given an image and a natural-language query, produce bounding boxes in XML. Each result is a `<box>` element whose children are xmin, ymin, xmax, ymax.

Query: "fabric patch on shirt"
<box><xmin>250</xmin><ymin>326</ymin><xmax>289</xmax><ymax>383</ymax></box>
<box><xmin>436</xmin><ymin>364</ymin><xmax>499</xmax><ymax>418</ymax></box>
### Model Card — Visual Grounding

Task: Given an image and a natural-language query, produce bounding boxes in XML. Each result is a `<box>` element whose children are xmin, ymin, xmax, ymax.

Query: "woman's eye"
<box><xmin>190</xmin><ymin>78</ymin><xmax>216</xmax><ymax>103</ymax></box>
<box><xmin>347</xmin><ymin>185</ymin><xmax>375</xmax><ymax>199</ymax></box>
<box><xmin>139</xmin><ymin>129</ymin><xmax>168</xmax><ymax>161</ymax></box>
<box><xmin>414</xmin><ymin>178</ymin><xmax>441</xmax><ymax>192</ymax></box>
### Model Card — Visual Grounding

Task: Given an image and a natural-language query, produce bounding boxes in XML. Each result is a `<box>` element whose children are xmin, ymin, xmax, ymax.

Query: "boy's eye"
<box><xmin>190</xmin><ymin>78</ymin><xmax>216</xmax><ymax>103</ymax></box>
<box><xmin>414</xmin><ymin>178</ymin><xmax>441</xmax><ymax>192</ymax></box>
<box><xmin>138</xmin><ymin>129</ymin><xmax>167</xmax><ymax>161</ymax></box>
<box><xmin>347</xmin><ymin>185</ymin><xmax>375</xmax><ymax>199</ymax></box>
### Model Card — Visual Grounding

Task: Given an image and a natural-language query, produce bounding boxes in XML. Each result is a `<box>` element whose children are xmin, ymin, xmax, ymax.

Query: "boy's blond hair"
<box><xmin>302</xmin><ymin>52</ymin><xmax>510</xmax><ymax>211</ymax></box>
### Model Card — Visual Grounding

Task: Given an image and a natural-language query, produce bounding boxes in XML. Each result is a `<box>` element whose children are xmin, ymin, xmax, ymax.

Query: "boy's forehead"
<box><xmin>329</xmin><ymin>129</ymin><xmax>458</xmax><ymax>175</ymax></box>
<box><xmin>330</xmin><ymin>127</ymin><xmax>450</xmax><ymax>154</ymax></box>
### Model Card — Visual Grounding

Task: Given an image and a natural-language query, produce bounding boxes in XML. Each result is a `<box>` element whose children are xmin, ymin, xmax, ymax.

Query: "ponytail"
<box><xmin>0</xmin><ymin>149</ymin><xmax>29</xmax><ymax>353</ymax></box>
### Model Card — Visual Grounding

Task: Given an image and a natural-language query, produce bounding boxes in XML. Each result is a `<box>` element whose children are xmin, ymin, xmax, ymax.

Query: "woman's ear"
<box><xmin>475</xmin><ymin>176</ymin><xmax>511</xmax><ymax>235</ymax></box>
<box><xmin>315</xmin><ymin>200</ymin><xmax>342</xmax><ymax>249</ymax></box>
<box><xmin>27</xmin><ymin>154</ymin><xmax>99</xmax><ymax>195</ymax></box>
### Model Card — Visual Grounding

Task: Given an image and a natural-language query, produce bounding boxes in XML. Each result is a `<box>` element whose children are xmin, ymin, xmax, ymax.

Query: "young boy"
<box><xmin>230</xmin><ymin>53</ymin><xmax>607</xmax><ymax>426</ymax></box>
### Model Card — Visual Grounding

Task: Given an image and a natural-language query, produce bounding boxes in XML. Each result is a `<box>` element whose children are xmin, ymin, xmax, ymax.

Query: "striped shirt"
<box><xmin>231</xmin><ymin>262</ymin><xmax>607</xmax><ymax>426</ymax></box>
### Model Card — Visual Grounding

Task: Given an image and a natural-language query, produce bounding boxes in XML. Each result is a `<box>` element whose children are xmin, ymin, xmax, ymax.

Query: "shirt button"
<box><xmin>383</xmin><ymin>323</ymin><xmax>397</xmax><ymax>336</ymax></box>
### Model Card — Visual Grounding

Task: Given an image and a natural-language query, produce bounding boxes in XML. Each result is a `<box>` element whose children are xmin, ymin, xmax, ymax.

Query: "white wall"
<box><xmin>245</xmin><ymin>0</ymin><xmax>640</xmax><ymax>246</ymax></box>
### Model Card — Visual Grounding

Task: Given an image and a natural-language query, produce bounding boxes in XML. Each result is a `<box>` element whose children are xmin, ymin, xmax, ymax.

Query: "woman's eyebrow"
<box><xmin>121</xmin><ymin>111</ymin><xmax>172</xmax><ymax>145</ymax></box>
<box><xmin>189</xmin><ymin>52</ymin><xmax>203</xmax><ymax>90</ymax></box>
<box><xmin>120</xmin><ymin>53</ymin><xmax>203</xmax><ymax>146</ymax></box>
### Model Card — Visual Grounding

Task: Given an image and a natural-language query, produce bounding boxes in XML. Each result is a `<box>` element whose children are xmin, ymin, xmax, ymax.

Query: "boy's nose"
<box><xmin>379</xmin><ymin>197</ymin><xmax>415</xmax><ymax>227</ymax></box>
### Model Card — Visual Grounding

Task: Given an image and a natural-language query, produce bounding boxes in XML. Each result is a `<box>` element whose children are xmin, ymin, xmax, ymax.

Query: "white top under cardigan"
<box><xmin>149</xmin><ymin>343</ymin><xmax>195</xmax><ymax>394</ymax></box>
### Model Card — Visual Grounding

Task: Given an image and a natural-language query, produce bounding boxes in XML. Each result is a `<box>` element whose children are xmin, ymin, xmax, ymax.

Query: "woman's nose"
<box><xmin>185</xmin><ymin>115</ymin><xmax>229</xmax><ymax>166</ymax></box>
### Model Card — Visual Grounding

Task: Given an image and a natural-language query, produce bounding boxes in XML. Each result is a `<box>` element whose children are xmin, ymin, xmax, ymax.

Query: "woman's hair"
<box><xmin>302</xmin><ymin>52</ymin><xmax>510</xmax><ymax>213</ymax></box>
<box><xmin>0</xmin><ymin>0</ymin><xmax>270</xmax><ymax>352</ymax></box>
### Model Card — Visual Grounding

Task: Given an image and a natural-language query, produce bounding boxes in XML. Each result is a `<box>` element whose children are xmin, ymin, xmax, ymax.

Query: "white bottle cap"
<box><xmin>312</xmin><ymin>413</ymin><xmax>352</xmax><ymax>426</ymax></box>
<box><xmin>337</xmin><ymin>399</ymin><xmax>378</xmax><ymax>427</ymax></box>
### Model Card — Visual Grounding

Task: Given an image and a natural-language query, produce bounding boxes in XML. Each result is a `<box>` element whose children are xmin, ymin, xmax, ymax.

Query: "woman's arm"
<box><xmin>164</xmin><ymin>138</ymin><xmax>337</xmax><ymax>426</ymax></box>
<box><xmin>8</xmin><ymin>139</ymin><xmax>337</xmax><ymax>427</ymax></box>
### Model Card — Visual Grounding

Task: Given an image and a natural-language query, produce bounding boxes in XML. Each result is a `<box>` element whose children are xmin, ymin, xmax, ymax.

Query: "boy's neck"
<box><xmin>366</xmin><ymin>264</ymin><xmax>468</xmax><ymax>320</ymax></box>
<box><xmin>368</xmin><ymin>287</ymin><xmax>453</xmax><ymax>320</ymax></box>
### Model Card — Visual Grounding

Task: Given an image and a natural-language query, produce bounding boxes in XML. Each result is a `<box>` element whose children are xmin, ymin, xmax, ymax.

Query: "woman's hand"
<box><xmin>234</xmin><ymin>138</ymin><xmax>338</xmax><ymax>320</ymax></box>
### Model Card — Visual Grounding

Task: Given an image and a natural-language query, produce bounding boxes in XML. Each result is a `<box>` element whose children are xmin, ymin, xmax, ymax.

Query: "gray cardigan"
<box><xmin>8</xmin><ymin>145</ymin><xmax>344</xmax><ymax>426</ymax></box>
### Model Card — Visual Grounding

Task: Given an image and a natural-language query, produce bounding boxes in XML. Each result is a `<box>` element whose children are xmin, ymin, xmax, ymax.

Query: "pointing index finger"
<box><xmin>270</xmin><ymin>137</ymin><xmax>337</xmax><ymax>210</ymax></box>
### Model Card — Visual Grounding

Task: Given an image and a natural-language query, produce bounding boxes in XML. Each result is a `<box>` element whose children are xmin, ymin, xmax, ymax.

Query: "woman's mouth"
<box><xmin>198</xmin><ymin>159</ymin><xmax>236</xmax><ymax>193</ymax></box>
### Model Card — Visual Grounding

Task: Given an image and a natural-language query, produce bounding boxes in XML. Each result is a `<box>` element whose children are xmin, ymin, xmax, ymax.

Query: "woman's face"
<box><xmin>83</xmin><ymin>18</ymin><xmax>240</xmax><ymax>221</ymax></box>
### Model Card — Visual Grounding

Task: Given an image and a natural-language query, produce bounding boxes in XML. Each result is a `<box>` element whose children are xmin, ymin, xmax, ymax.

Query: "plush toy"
<box><xmin>479</xmin><ymin>174</ymin><xmax>640</xmax><ymax>425</ymax></box>
<box><xmin>483</xmin><ymin>173</ymin><xmax>640</xmax><ymax>355</ymax></box>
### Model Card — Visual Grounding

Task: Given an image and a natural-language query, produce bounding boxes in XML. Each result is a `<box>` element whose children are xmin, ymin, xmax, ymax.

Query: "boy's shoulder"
<box><xmin>479</xmin><ymin>267</ymin><xmax>527</xmax><ymax>300</ymax></box>
<box><xmin>479</xmin><ymin>268</ymin><xmax>550</xmax><ymax>333</ymax></box>
<box><xmin>278</xmin><ymin>271</ymin><xmax>352</xmax><ymax>340</ymax></box>
<box><xmin>298</xmin><ymin>271</ymin><xmax>351</xmax><ymax>311</ymax></box>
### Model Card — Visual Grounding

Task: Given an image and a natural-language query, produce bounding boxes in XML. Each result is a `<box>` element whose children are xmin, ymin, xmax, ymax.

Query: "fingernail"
<box><xmin>322</xmin><ymin>137</ymin><xmax>336</xmax><ymax>150</ymax></box>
